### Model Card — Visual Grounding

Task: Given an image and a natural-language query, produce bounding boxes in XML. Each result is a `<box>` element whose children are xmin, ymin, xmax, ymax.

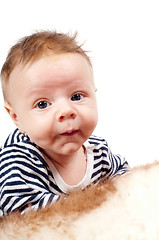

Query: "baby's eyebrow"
<box><xmin>26</xmin><ymin>87</ymin><xmax>43</xmax><ymax>97</ymax></box>
<box><xmin>26</xmin><ymin>84</ymin><xmax>55</xmax><ymax>96</ymax></box>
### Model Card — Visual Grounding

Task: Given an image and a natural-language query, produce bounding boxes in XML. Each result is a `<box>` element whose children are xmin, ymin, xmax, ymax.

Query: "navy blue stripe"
<box><xmin>93</xmin><ymin>159</ymin><xmax>110</xmax><ymax>168</ymax></box>
<box><xmin>7</xmin><ymin>191</ymin><xmax>42</xmax><ymax>213</ymax></box>
<box><xmin>49</xmin><ymin>180</ymin><xmax>62</xmax><ymax>193</ymax></box>
<box><xmin>94</xmin><ymin>152</ymin><xmax>108</xmax><ymax>160</ymax></box>
<box><xmin>2</xmin><ymin>189</ymin><xmax>36</xmax><ymax>211</ymax></box>
<box><xmin>1</xmin><ymin>171</ymin><xmax>47</xmax><ymax>192</ymax></box>
<box><xmin>91</xmin><ymin>167</ymin><xmax>111</xmax><ymax>179</ymax></box>
<box><xmin>88</xmin><ymin>141</ymin><xmax>101</xmax><ymax>145</ymax></box>
<box><xmin>1</xmin><ymin>149</ymin><xmax>32</xmax><ymax>162</ymax></box>
<box><xmin>1</xmin><ymin>177</ymin><xmax>47</xmax><ymax>194</ymax></box>
<box><xmin>88</xmin><ymin>136</ymin><xmax>106</xmax><ymax>142</ymax></box>
<box><xmin>1</xmin><ymin>154</ymin><xmax>46</xmax><ymax>173</ymax></box>
<box><xmin>11</xmin><ymin>129</ymin><xmax>18</xmax><ymax>144</ymax></box>
<box><xmin>1</xmin><ymin>153</ymin><xmax>49</xmax><ymax>177</ymax></box>
<box><xmin>3</xmin><ymin>135</ymin><xmax>10</xmax><ymax>148</ymax></box>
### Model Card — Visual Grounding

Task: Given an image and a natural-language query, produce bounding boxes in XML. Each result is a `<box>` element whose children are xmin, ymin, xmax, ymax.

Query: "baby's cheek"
<box><xmin>83</xmin><ymin>112</ymin><xmax>98</xmax><ymax>135</ymax></box>
<box><xmin>89</xmin><ymin>108</ymin><xmax>98</xmax><ymax>125</ymax></box>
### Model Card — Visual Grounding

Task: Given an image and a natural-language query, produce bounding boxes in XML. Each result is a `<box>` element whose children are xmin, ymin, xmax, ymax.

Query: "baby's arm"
<box><xmin>106</xmin><ymin>144</ymin><xmax>130</xmax><ymax>178</ymax></box>
<box><xmin>0</xmin><ymin>184</ymin><xmax>60</xmax><ymax>216</ymax></box>
<box><xmin>93</xmin><ymin>138</ymin><xmax>130</xmax><ymax>180</ymax></box>
<box><xmin>0</xmin><ymin>145</ymin><xmax>61</xmax><ymax>217</ymax></box>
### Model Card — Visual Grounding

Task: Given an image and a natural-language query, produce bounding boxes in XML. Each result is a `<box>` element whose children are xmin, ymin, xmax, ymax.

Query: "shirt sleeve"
<box><xmin>88</xmin><ymin>136</ymin><xmax>130</xmax><ymax>182</ymax></box>
<box><xmin>107</xmin><ymin>147</ymin><xmax>130</xmax><ymax>179</ymax></box>
<box><xmin>0</xmin><ymin>144</ymin><xmax>61</xmax><ymax>217</ymax></box>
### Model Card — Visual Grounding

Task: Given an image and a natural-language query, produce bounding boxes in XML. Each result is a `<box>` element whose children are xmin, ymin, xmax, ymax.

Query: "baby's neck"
<box><xmin>44</xmin><ymin>147</ymin><xmax>87</xmax><ymax>186</ymax></box>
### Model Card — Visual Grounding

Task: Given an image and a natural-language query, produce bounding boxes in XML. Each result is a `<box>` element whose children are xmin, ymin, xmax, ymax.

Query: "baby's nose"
<box><xmin>58</xmin><ymin>112</ymin><xmax>76</xmax><ymax>122</ymax></box>
<box><xmin>57</xmin><ymin>103</ymin><xmax>77</xmax><ymax>122</ymax></box>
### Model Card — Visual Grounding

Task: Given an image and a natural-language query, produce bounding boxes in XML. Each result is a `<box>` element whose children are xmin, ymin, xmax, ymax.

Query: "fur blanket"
<box><xmin>0</xmin><ymin>162</ymin><xmax>159</xmax><ymax>240</ymax></box>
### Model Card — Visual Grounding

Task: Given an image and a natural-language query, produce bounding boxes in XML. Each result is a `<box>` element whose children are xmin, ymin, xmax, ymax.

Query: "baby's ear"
<box><xmin>4</xmin><ymin>103</ymin><xmax>19</xmax><ymax>127</ymax></box>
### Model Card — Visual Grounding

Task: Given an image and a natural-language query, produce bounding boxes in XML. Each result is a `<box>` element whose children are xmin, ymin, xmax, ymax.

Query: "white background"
<box><xmin>0</xmin><ymin>0</ymin><xmax>159</xmax><ymax>167</ymax></box>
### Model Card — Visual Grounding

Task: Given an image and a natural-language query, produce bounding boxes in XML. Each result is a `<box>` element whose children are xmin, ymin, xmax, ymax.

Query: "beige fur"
<box><xmin>1</xmin><ymin>162</ymin><xmax>159</xmax><ymax>240</ymax></box>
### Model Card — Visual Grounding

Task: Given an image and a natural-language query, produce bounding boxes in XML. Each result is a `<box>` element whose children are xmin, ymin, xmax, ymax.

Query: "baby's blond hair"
<box><xmin>1</xmin><ymin>30</ymin><xmax>92</xmax><ymax>102</ymax></box>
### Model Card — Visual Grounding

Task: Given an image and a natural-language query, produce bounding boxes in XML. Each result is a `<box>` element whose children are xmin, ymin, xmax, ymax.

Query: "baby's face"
<box><xmin>6</xmin><ymin>53</ymin><xmax>98</xmax><ymax>159</ymax></box>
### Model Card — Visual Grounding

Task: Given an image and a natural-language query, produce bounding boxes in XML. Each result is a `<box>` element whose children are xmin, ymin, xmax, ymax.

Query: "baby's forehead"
<box><xmin>7</xmin><ymin>53</ymin><xmax>66</xmax><ymax>81</ymax></box>
<box><xmin>16</xmin><ymin>52</ymin><xmax>92</xmax><ymax>74</ymax></box>
<box><xmin>9</xmin><ymin>53</ymin><xmax>94</xmax><ymax>87</ymax></box>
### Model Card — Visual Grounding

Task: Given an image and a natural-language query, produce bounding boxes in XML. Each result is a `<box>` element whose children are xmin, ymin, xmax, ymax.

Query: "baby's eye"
<box><xmin>36</xmin><ymin>101</ymin><xmax>51</xmax><ymax>109</ymax></box>
<box><xmin>71</xmin><ymin>93</ymin><xmax>85</xmax><ymax>101</ymax></box>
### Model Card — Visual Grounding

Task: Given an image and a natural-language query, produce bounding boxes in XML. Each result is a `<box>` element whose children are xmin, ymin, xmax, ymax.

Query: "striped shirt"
<box><xmin>0</xmin><ymin>128</ymin><xmax>129</xmax><ymax>217</ymax></box>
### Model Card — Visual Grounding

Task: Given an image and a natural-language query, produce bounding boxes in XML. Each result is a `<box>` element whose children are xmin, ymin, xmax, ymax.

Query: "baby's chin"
<box><xmin>58</xmin><ymin>142</ymin><xmax>83</xmax><ymax>156</ymax></box>
<box><xmin>40</xmin><ymin>141</ymin><xmax>83</xmax><ymax>159</ymax></box>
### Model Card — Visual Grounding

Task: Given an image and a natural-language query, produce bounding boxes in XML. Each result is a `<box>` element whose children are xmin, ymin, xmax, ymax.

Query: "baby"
<box><xmin>0</xmin><ymin>31</ymin><xmax>129</xmax><ymax>217</ymax></box>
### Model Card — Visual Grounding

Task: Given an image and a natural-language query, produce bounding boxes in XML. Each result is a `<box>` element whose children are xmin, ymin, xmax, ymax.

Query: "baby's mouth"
<box><xmin>60</xmin><ymin>130</ymin><xmax>79</xmax><ymax>136</ymax></box>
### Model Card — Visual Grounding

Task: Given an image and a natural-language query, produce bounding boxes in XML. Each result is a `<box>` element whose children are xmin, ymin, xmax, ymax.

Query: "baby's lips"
<box><xmin>60</xmin><ymin>129</ymin><xmax>79</xmax><ymax>136</ymax></box>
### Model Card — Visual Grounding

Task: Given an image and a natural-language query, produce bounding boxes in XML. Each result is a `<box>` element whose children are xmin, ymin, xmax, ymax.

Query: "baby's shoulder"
<box><xmin>0</xmin><ymin>128</ymin><xmax>40</xmax><ymax>158</ymax></box>
<box><xmin>1</xmin><ymin>128</ymin><xmax>29</xmax><ymax>149</ymax></box>
<box><xmin>0</xmin><ymin>128</ymin><xmax>45</xmax><ymax>165</ymax></box>
<box><xmin>88</xmin><ymin>135</ymin><xmax>108</xmax><ymax>147</ymax></box>
<box><xmin>86</xmin><ymin>135</ymin><xmax>109</xmax><ymax>154</ymax></box>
